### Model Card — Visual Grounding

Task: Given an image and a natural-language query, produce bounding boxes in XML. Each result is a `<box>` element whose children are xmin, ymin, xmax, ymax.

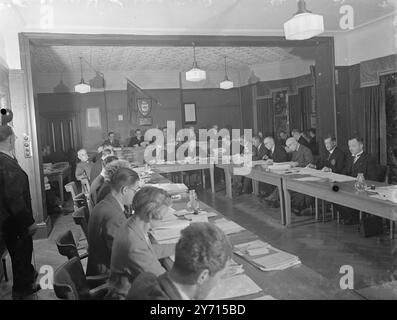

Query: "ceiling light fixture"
<box><xmin>186</xmin><ymin>42</ymin><xmax>206</xmax><ymax>82</ymax></box>
<box><xmin>220</xmin><ymin>56</ymin><xmax>233</xmax><ymax>90</ymax></box>
<box><xmin>74</xmin><ymin>57</ymin><xmax>91</xmax><ymax>93</ymax></box>
<box><xmin>284</xmin><ymin>0</ymin><xmax>324</xmax><ymax>40</ymax></box>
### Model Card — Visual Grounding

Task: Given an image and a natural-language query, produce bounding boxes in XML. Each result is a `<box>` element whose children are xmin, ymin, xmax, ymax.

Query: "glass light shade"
<box><xmin>186</xmin><ymin>68</ymin><xmax>206</xmax><ymax>82</ymax></box>
<box><xmin>284</xmin><ymin>12</ymin><xmax>324</xmax><ymax>40</ymax></box>
<box><xmin>74</xmin><ymin>81</ymin><xmax>91</xmax><ymax>93</ymax></box>
<box><xmin>220</xmin><ymin>79</ymin><xmax>234</xmax><ymax>90</ymax></box>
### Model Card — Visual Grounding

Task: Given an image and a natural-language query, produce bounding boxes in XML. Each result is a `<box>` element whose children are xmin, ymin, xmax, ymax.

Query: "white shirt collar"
<box><xmin>329</xmin><ymin>147</ymin><xmax>336</xmax><ymax>155</ymax></box>
<box><xmin>171</xmin><ymin>280</ymin><xmax>191</xmax><ymax>300</ymax></box>
<box><xmin>353</xmin><ymin>150</ymin><xmax>363</xmax><ymax>158</ymax></box>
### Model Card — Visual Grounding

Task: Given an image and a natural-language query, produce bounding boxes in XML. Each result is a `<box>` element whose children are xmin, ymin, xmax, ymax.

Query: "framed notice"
<box><xmin>138</xmin><ymin>116</ymin><xmax>153</xmax><ymax>126</ymax></box>
<box><xmin>87</xmin><ymin>107</ymin><xmax>101</xmax><ymax>128</ymax></box>
<box><xmin>183</xmin><ymin>103</ymin><xmax>197</xmax><ymax>124</ymax></box>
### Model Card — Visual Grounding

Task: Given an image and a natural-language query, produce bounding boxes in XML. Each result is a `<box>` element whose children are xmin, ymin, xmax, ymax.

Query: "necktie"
<box><xmin>353</xmin><ymin>155</ymin><xmax>360</xmax><ymax>164</ymax></box>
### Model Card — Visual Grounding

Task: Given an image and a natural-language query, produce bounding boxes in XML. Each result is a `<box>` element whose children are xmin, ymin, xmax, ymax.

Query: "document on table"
<box><xmin>206</xmin><ymin>274</ymin><xmax>262</xmax><ymax>300</ymax></box>
<box><xmin>214</xmin><ymin>218</ymin><xmax>246</xmax><ymax>235</ymax></box>
<box><xmin>146</xmin><ymin>183</ymin><xmax>188</xmax><ymax>194</ymax></box>
<box><xmin>295</xmin><ymin>168</ymin><xmax>356</xmax><ymax>182</ymax></box>
<box><xmin>184</xmin><ymin>214</ymin><xmax>209</xmax><ymax>223</ymax></box>
<box><xmin>234</xmin><ymin>240</ymin><xmax>270</xmax><ymax>255</ymax></box>
<box><xmin>253</xmin><ymin>295</ymin><xmax>277</xmax><ymax>300</ymax></box>
<box><xmin>294</xmin><ymin>177</ymin><xmax>325</xmax><ymax>182</ymax></box>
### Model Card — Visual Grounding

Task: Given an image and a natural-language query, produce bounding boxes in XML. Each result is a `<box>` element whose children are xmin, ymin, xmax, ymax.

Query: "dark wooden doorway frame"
<box><xmin>19</xmin><ymin>32</ymin><xmax>336</xmax><ymax>237</ymax></box>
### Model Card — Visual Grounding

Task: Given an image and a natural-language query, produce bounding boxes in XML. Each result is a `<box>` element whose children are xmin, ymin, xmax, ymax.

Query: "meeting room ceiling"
<box><xmin>30</xmin><ymin>45</ymin><xmax>314</xmax><ymax>73</ymax></box>
<box><xmin>8</xmin><ymin>0</ymin><xmax>396</xmax><ymax>34</ymax></box>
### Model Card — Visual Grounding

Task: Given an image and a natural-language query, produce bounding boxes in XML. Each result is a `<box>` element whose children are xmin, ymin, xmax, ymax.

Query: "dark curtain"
<box><xmin>362</xmin><ymin>85</ymin><xmax>383</xmax><ymax>163</ymax></box>
<box><xmin>288</xmin><ymin>94</ymin><xmax>302</xmax><ymax>132</ymax></box>
<box><xmin>299</xmin><ymin>86</ymin><xmax>312</xmax><ymax>130</ymax></box>
<box><xmin>257</xmin><ymin>98</ymin><xmax>274</xmax><ymax>137</ymax></box>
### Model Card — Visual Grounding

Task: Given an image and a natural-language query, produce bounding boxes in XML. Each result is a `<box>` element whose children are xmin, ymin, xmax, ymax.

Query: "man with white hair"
<box><xmin>291</xmin><ymin>129</ymin><xmax>310</xmax><ymax>150</ymax></box>
<box><xmin>75</xmin><ymin>149</ymin><xmax>93</xmax><ymax>183</ymax></box>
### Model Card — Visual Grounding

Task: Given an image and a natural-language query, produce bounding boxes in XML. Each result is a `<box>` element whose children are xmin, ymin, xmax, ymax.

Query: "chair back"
<box><xmin>65</xmin><ymin>182</ymin><xmax>78</xmax><ymax>200</ymax></box>
<box><xmin>73</xmin><ymin>193</ymin><xmax>90</xmax><ymax>222</ymax></box>
<box><xmin>81</xmin><ymin>178</ymin><xmax>91</xmax><ymax>195</ymax></box>
<box><xmin>376</xmin><ymin>165</ymin><xmax>389</xmax><ymax>183</ymax></box>
<box><xmin>55</xmin><ymin>230</ymin><xmax>79</xmax><ymax>260</ymax></box>
<box><xmin>72</xmin><ymin>207</ymin><xmax>89</xmax><ymax>239</ymax></box>
<box><xmin>53</xmin><ymin>257</ymin><xmax>90</xmax><ymax>300</ymax></box>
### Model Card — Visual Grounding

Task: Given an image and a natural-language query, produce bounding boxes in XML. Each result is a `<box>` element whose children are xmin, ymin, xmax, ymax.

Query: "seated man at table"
<box><xmin>106</xmin><ymin>187</ymin><xmax>175</xmax><ymax>299</ymax></box>
<box><xmin>90</xmin><ymin>147</ymin><xmax>114</xmax><ymax>183</ymax></box>
<box><xmin>286</xmin><ymin>137</ymin><xmax>315</xmax><ymax>216</ymax></box>
<box><xmin>87</xmin><ymin>167</ymin><xmax>140</xmax><ymax>276</ymax></box>
<box><xmin>127</xmin><ymin>222</ymin><xmax>232</xmax><ymax>300</ymax></box>
<box><xmin>291</xmin><ymin>128</ymin><xmax>311</xmax><ymax>149</ymax></box>
<box><xmin>75</xmin><ymin>149</ymin><xmax>93</xmax><ymax>183</ymax></box>
<box><xmin>128</xmin><ymin>129</ymin><xmax>145</xmax><ymax>147</ymax></box>
<box><xmin>239</xmin><ymin>136</ymin><xmax>263</xmax><ymax>195</ymax></box>
<box><xmin>261</xmin><ymin>136</ymin><xmax>289</xmax><ymax>203</ymax></box>
<box><xmin>337</xmin><ymin>136</ymin><xmax>378</xmax><ymax>225</ymax></box>
<box><xmin>103</xmin><ymin>131</ymin><xmax>120</xmax><ymax>148</ymax></box>
<box><xmin>90</xmin><ymin>155</ymin><xmax>118</xmax><ymax>207</ymax></box>
<box><xmin>316</xmin><ymin>135</ymin><xmax>346</xmax><ymax>174</ymax></box>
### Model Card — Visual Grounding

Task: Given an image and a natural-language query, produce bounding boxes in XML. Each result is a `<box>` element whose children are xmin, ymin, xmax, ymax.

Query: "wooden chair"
<box><xmin>73</xmin><ymin>193</ymin><xmax>90</xmax><ymax>221</ymax></box>
<box><xmin>53</xmin><ymin>257</ymin><xmax>108</xmax><ymax>300</ymax></box>
<box><xmin>72</xmin><ymin>207</ymin><xmax>89</xmax><ymax>240</ymax></box>
<box><xmin>55</xmin><ymin>230</ymin><xmax>88</xmax><ymax>261</ymax></box>
<box><xmin>1</xmin><ymin>249</ymin><xmax>8</xmax><ymax>282</ymax></box>
<box><xmin>65</xmin><ymin>182</ymin><xmax>78</xmax><ymax>202</ymax></box>
<box><xmin>81</xmin><ymin>178</ymin><xmax>91</xmax><ymax>195</ymax></box>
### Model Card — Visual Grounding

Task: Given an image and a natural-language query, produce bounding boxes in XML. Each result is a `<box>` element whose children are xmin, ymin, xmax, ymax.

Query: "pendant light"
<box><xmin>74</xmin><ymin>57</ymin><xmax>91</xmax><ymax>93</ymax></box>
<box><xmin>220</xmin><ymin>56</ymin><xmax>233</xmax><ymax>90</ymax></box>
<box><xmin>186</xmin><ymin>42</ymin><xmax>206</xmax><ymax>82</ymax></box>
<box><xmin>284</xmin><ymin>0</ymin><xmax>324</xmax><ymax>40</ymax></box>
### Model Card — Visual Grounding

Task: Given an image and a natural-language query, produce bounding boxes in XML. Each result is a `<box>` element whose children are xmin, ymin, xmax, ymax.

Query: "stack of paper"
<box><xmin>206</xmin><ymin>274</ymin><xmax>262</xmax><ymax>300</ymax></box>
<box><xmin>151</xmin><ymin>219</ymin><xmax>190</xmax><ymax>244</ymax></box>
<box><xmin>147</xmin><ymin>183</ymin><xmax>188</xmax><ymax>195</ymax></box>
<box><xmin>235</xmin><ymin>240</ymin><xmax>301</xmax><ymax>272</ymax></box>
<box><xmin>296</xmin><ymin>167</ymin><xmax>356</xmax><ymax>182</ymax></box>
<box><xmin>214</xmin><ymin>218</ymin><xmax>246</xmax><ymax>235</ymax></box>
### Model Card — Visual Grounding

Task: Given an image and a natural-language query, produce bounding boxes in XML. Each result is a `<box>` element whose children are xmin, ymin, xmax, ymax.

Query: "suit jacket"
<box><xmin>253</xmin><ymin>143</ymin><xmax>267</xmax><ymax>161</ymax></box>
<box><xmin>342</xmin><ymin>151</ymin><xmax>378</xmax><ymax>181</ymax></box>
<box><xmin>90</xmin><ymin>174</ymin><xmax>104</xmax><ymax>206</ymax></box>
<box><xmin>90</xmin><ymin>160</ymin><xmax>103</xmax><ymax>183</ymax></box>
<box><xmin>87</xmin><ymin>193</ymin><xmax>127</xmax><ymax>276</ymax></box>
<box><xmin>128</xmin><ymin>136</ymin><xmax>144</xmax><ymax>147</ymax></box>
<box><xmin>75</xmin><ymin>160</ymin><xmax>93</xmax><ymax>182</ymax></box>
<box><xmin>108</xmin><ymin>216</ymin><xmax>174</xmax><ymax>296</ymax></box>
<box><xmin>103</xmin><ymin>139</ymin><xmax>120</xmax><ymax>148</ymax></box>
<box><xmin>0</xmin><ymin>152</ymin><xmax>35</xmax><ymax>238</ymax></box>
<box><xmin>128</xmin><ymin>272</ymin><xmax>182</xmax><ymax>300</ymax></box>
<box><xmin>317</xmin><ymin>147</ymin><xmax>346</xmax><ymax>174</ymax></box>
<box><xmin>291</xmin><ymin>144</ymin><xmax>313</xmax><ymax>167</ymax></box>
<box><xmin>298</xmin><ymin>136</ymin><xmax>311</xmax><ymax>149</ymax></box>
<box><xmin>308</xmin><ymin>137</ymin><xmax>319</xmax><ymax>156</ymax></box>
<box><xmin>266</xmin><ymin>145</ymin><xmax>288</xmax><ymax>163</ymax></box>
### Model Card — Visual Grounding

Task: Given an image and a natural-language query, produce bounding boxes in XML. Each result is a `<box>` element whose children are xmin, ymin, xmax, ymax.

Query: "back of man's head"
<box><xmin>173</xmin><ymin>222</ymin><xmax>232</xmax><ymax>285</ymax></box>
<box><xmin>110</xmin><ymin>167</ymin><xmax>139</xmax><ymax>193</ymax></box>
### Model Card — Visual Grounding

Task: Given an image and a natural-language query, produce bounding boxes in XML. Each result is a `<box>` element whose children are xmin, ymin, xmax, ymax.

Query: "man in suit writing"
<box><xmin>316</xmin><ymin>135</ymin><xmax>346</xmax><ymax>174</ymax></box>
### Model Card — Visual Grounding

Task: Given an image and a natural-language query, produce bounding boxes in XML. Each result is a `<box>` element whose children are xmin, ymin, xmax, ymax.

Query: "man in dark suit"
<box><xmin>128</xmin><ymin>129</ymin><xmax>145</xmax><ymax>147</ymax></box>
<box><xmin>291</xmin><ymin>129</ymin><xmax>311</xmax><ymax>149</ymax></box>
<box><xmin>87</xmin><ymin>167</ymin><xmax>140</xmax><ymax>276</ymax></box>
<box><xmin>286</xmin><ymin>137</ymin><xmax>315</xmax><ymax>215</ymax></box>
<box><xmin>316</xmin><ymin>135</ymin><xmax>346</xmax><ymax>174</ymax></box>
<box><xmin>127</xmin><ymin>222</ymin><xmax>232</xmax><ymax>300</ymax></box>
<box><xmin>337</xmin><ymin>136</ymin><xmax>378</xmax><ymax>224</ymax></box>
<box><xmin>90</xmin><ymin>147</ymin><xmax>114</xmax><ymax>183</ymax></box>
<box><xmin>261</xmin><ymin>137</ymin><xmax>289</xmax><ymax>203</ymax></box>
<box><xmin>239</xmin><ymin>136</ymin><xmax>264</xmax><ymax>194</ymax></box>
<box><xmin>103</xmin><ymin>132</ymin><xmax>120</xmax><ymax>148</ymax></box>
<box><xmin>0</xmin><ymin>124</ymin><xmax>40</xmax><ymax>299</ymax></box>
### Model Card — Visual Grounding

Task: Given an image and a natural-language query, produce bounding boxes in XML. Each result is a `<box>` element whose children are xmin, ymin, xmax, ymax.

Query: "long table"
<box><xmin>144</xmin><ymin>170</ymin><xmax>360</xmax><ymax>300</ymax></box>
<box><xmin>151</xmin><ymin>161</ymin><xmax>215</xmax><ymax>194</ymax></box>
<box><xmin>282</xmin><ymin>173</ymin><xmax>397</xmax><ymax>238</ymax></box>
<box><xmin>216</xmin><ymin>163</ymin><xmax>286</xmax><ymax>225</ymax></box>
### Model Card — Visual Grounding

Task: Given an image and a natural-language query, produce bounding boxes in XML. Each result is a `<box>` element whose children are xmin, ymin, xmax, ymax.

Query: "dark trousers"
<box><xmin>3</xmin><ymin>232</ymin><xmax>36</xmax><ymax>293</ymax></box>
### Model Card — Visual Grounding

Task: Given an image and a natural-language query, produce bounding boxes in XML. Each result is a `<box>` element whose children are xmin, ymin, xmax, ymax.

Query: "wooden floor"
<box><xmin>1</xmin><ymin>180</ymin><xmax>396</xmax><ymax>299</ymax></box>
<box><xmin>198</xmin><ymin>184</ymin><xmax>397</xmax><ymax>297</ymax></box>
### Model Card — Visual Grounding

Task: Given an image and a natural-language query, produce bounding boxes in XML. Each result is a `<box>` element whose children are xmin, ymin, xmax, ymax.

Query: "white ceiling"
<box><xmin>6</xmin><ymin>0</ymin><xmax>396</xmax><ymax>33</ymax></box>
<box><xmin>30</xmin><ymin>45</ymin><xmax>313</xmax><ymax>73</ymax></box>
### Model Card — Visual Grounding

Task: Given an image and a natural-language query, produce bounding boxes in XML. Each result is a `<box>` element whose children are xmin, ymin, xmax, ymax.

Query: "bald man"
<box><xmin>75</xmin><ymin>149</ymin><xmax>93</xmax><ymax>183</ymax></box>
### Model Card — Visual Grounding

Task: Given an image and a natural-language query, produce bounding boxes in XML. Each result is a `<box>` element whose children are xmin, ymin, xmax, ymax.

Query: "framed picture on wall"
<box><xmin>87</xmin><ymin>107</ymin><xmax>101</xmax><ymax>128</ymax></box>
<box><xmin>183</xmin><ymin>103</ymin><xmax>197</xmax><ymax>124</ymax></box>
